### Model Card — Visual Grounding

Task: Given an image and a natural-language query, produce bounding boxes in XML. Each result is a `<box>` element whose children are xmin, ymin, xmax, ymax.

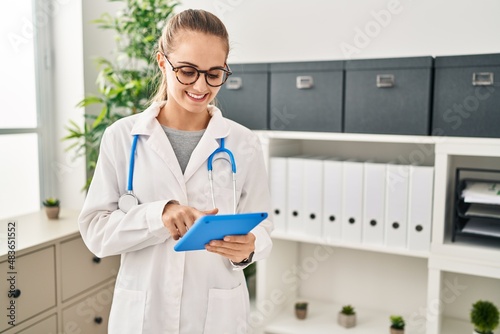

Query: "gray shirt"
<box><xmin>161</xmin><ymin>125</ymin><xmax>205</xmax><ymax>174</ymax></box>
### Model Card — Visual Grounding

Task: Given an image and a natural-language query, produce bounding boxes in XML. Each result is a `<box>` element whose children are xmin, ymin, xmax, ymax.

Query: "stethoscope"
<box><xmin>118</xmin><ymin>135</ymin><xmax>237</xmax><ymax>214</ymax></box>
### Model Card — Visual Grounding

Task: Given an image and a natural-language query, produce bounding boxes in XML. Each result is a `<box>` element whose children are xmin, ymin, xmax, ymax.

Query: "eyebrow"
<box><xmin>177</xmin><ymin>60</ymin><xmax>226</xmax><ymax>70</ymax></box>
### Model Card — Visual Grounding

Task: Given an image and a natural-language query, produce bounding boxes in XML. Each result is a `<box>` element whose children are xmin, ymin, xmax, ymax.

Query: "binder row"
<box><xmin>270</xmin><ymin>157</ymin><xmax>435</xmax><ymax>251</ymax></box>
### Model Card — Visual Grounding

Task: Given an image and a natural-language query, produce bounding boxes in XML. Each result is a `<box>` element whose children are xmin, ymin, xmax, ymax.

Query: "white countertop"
<box><xmin>0</xmin><ymin>209</ymin><xmax>81</xmax><ymax>258</ymax></box>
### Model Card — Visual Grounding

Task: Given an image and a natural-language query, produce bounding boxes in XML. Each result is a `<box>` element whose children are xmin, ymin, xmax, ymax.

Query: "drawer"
<box><xmin>344</xmin><ymin>56</ymin><xmax>433</xmax><ymax>135</ymax></box>
<box><xmin>15</xmin><ymin>314</ymin><xmax>57</xmax><ymax>334</ymax></box>
<box><xmin>61</xmin><ymin>237</ymin><xmax>120</xmax><ymax>301</ymax></box>
<box><xmin>432</xmin><ymin>53</ymin><xmax>500</xmax><ymax>138</ymax></box>
<box><xmin>270</xmin><ymin>61</ymin><xmax>344</xmax><ymax>132</ymax></box>
<box><xmin>217</xmin><ymin>63</ymin><xmax>269</xmax><ymax>130</ymax></box>
<box><xmin>0</xmin><ymin>246</ymin><xmax>56</xmax><ymax>333</ymax></box>
<box><xmin>62</xmin><ymin>282</ymin><xmax>115</xmax><ymax>334</ymax></box>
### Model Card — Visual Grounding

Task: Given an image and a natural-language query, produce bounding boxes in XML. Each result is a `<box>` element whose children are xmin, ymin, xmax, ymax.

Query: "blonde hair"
<box><xmin>151</xmin><ymin>9</ymin><xmax>230</xmax><ymax>102</ymax></box>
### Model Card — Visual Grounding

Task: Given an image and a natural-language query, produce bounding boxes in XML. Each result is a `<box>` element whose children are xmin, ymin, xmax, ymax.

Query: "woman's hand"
<box><xmin>205</xmin><ymin>233</ymin><xmax>256</xmax><ymax>263</ymax></box>
<box><xmin>162</xmin><ymin>202</ymin><xmax>218</xmax><ymax>240</ymax></box>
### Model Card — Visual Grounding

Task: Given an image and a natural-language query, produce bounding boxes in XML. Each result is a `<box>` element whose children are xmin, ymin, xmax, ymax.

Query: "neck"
<box><xmin>157</xmin><ymin>101</ymin><xmax>210</xmax><ymax>131</ymax></box>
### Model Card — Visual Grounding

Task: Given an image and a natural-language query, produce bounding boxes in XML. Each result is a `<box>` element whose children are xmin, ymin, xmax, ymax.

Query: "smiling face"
<box><xmin>158</xmin><ymin>30</ymin><xmax>228</xmax><ymax>118</ymax></box>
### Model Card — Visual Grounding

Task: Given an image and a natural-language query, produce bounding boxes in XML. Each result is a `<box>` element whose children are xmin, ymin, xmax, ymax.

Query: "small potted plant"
<box><xmin>390</xmin><ymin>315</ymin><xmax>405</xmax><ymax>334</ymax></box>
<box><xmin>43</xmin><ymin>197</ymin><xmax>60</xmax><ymax>219</ymax></box>
<box><xmin>338</xmin><ymin>304</ymin><xmax>356</xmax><ymax>328</ymax></box>
<box><xmin>295</xmin><ymin>302</ymin><xmax>308</xmax><ymax>320</ymax></box>
<box><xmin>470</xmin><ymin>300</ymin><xmax>499</xmax><ymax>334</ymax></box>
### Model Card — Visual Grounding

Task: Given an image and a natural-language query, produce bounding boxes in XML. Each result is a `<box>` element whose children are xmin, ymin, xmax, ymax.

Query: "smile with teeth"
<box><xmin>186</xmin><ymin>92</ymin><xmax>207</xmax><ymax>100</ymax></box>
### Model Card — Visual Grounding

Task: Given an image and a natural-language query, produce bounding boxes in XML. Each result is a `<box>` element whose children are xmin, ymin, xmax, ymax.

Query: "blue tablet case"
<box><xmin>173</xmin><ymin>212</ymin><xmax>268</xmax><ymax>252</ymax></box>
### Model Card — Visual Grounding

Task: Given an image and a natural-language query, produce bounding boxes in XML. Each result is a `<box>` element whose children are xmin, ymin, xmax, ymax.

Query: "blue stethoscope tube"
<box><xmin>127</xmin><ymin>135</ymin><xmax>140</xmax><ymax>192</ymax></box>
<box><xmin>207</xmin><ymin>138</ymin><xmax>237</xmax><ymax>213</ymax></box>
<box><xmin>118</xmin><ymin>135</ymin><xmax>237</xmax><ymax>214</ymax></box>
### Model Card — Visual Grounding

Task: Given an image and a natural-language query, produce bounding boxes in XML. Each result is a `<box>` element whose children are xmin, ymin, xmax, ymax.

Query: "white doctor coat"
<box><xmin>78</xmin><ymin>101</ymin><xmax>273</xmax><ymax>334</ymax></box>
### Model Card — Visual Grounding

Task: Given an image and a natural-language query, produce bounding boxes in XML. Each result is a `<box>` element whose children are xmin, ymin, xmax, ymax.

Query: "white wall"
<box><xmin>176</xmin><ymin>0</ymin><xmax>500</xmax><ymax>63</ymax></box>
<box><xmin>51</xmin><ymin>0</ymin><xmax>87</xmax><ymax>210</ymax></box>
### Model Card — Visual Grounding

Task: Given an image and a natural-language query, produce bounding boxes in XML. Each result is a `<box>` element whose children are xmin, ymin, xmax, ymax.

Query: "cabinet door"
<box><xmin>217</xmin><ymin>63</ymin><xmax>269</xmax><ymax>130</ymax></box>
<box><xmin>270</xmin><ymin>61</ymin><xmax>344</xmax><ymax>132</ymax></box>
<box><xmin>62</xmin><ymin>283</ymin><xmax>115</xmax><ymax>334</ymax></box>
<box><xmin>60</xmin><ymin>237</ymin><xmax>120</xmax><ymax>301</ymax></box>
<box><xmin>0</xmin><ymin>246</ymin><xmax>56</xmax><ymax>332</ymax></box>
<box><xmin>16</xmin><ymin>315</ymin><xmax>57</xmax><ymax>334</ymax></box>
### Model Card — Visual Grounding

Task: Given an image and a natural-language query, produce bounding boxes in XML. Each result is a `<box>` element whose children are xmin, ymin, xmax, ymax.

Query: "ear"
<box><xmin>157</xmin><ymin>52</ymin><xmax>166</xmax><ymax>72</ymax></box>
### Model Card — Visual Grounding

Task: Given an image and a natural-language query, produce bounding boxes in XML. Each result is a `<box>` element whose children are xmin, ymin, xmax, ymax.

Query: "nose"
<box><xmin>192</xmin><ymin>73</ymin><xmax>208</xmax><ymax>91</ymax></box>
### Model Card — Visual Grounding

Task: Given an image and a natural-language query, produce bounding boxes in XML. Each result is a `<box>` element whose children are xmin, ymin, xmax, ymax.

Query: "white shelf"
<box><xmin>441</xmin><ymin>317</ymin><xmax>473</xmax><ymax>334</ymax></box>
<box><xmin>256</xmin><ymin>130</ymin><xmax>500</xmax><ymax>146</ymax></box>
<box><xmin>255</xmin><ymin>130</ymin><xmax>436</xmax><ymax>144</ymax></box>
<box><xmin>431</xmin><ymin>242</ymin><xmax>500</xmax><ymax>275</ymax></box>
<box><xmin>264</xmin><ymin>299</ymin><xmax>422</xmax><ymax>334</ymax></box>
<box><xmin>271</xmin><ymin>230</ymin><xmax>430</xmax><ymax>259</ymax></box>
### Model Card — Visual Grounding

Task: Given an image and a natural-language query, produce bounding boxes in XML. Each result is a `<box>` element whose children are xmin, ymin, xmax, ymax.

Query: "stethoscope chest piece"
<box><xmin>118</xmin><ymin>192</ymin><xmax>138</xmax><ymax>213</ymax></box>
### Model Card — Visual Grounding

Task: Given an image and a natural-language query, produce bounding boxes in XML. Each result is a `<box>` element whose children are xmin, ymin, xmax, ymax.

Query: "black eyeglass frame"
<box><xmin>163</xmin><ymin>53</ymin><xmax>232</xmax><ymax>87</ymax></box>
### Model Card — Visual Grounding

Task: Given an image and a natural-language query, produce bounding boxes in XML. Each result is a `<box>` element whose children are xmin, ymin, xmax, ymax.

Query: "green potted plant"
<box><xmin>295</xmin><ymin>302</ymin><xmax>308</xmax><ymax>320</ymax></box>
<box><xmin>64</xmin><ymin>0</ymin><xmax>178</xmax><ymax>190</ymax></box>
<box><xmin>471</xmin><ymin>300</ymin><xmax>499</xmax><ymax>334</ymax></box>
<box><xmin>338</xmin><ymin>304</ymin><xmax>356</xmax><ymax>328</ymax></box>
<box><xmin>390</xmin><ymin>315</ymin><xmax>405</xmax><ymax>334</ymax></box>
<box><xmin>43</xmin><ymin>197</ymin><xmax>60</xmax><ymax>219</ymax></box>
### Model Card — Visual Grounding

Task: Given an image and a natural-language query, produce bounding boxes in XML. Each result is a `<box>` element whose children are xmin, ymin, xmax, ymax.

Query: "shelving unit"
<box><xmin>253</xmin><ymin>131</ymin><xmax>500</xmax><ymax>334</ymax></box>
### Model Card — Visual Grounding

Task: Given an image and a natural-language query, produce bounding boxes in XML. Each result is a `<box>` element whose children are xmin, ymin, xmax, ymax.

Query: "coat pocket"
<box><xmin>108</xmin><ymin>288</ymin><xmax>146</xmax><ymax>334</ymax></box>
<box><xmin>203</xmin><ymin>283</ymin><xmax>249</xmax><ymax>334</ymax></box>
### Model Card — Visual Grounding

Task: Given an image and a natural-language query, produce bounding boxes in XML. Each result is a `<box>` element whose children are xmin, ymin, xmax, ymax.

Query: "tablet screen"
<box><xmin>173</xmin><ymin>212</ymin><xmax>268</xmax><ymax>251</ymax></box>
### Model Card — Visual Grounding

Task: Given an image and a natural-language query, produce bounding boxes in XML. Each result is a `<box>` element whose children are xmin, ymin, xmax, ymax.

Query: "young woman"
<box><xmin>79</xmin><ymin>9</ymin><xmax>273</xmax><ymax>334</ymax></box>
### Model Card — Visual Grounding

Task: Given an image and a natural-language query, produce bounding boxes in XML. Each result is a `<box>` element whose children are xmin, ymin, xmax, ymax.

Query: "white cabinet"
<box><xmin>61</xmin><ymin>236</ymin><xmax>119</xmax><ymax>301</ymax></box>
<box><xmin>16</xmin><ymin>315</ymin><xmax>57</xmax><ymax>334</ymax></box>
<box><xmin>0</xmin><ymin>210</ymin><xmax>120</xmax><ymax>333</ymax></box>
<box><xmin>62</xmin><ymin>282</ymin><xmax>115</xmax><ymax>334</ymax></box>
<box><xmin>254</xmin><ymin>131</ymin><xmax>500</xmax><ymax>334</ymax></box>
<box><xmin>0</xmin><ymin>247</ymin><xmax>56</xmax><ymax>333</ymax></box>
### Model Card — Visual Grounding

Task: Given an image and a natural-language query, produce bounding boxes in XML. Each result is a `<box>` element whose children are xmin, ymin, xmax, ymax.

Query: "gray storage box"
<box><xmin>269</xmin><ymin>61</ymin><xmax>344</xmax><ymax>132</ymax></box>
<box><xmin>344</xmin><ymin>57</ymin><xmax>433</xmax><ymax>135</ymax></box>
<box><xmin>432</xmin><ymin>53</ymin><xmax>500</xmax><ymax>138</ymax></box>
<box><xmin>216</xmin><ymin>63</ymin><xmax>269</xmax><ymax>130</ymax></box>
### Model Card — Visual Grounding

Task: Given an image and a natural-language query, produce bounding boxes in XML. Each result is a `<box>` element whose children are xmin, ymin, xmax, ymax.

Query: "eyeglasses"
<box><xmin>163</xmin><ymin>54</ymin><xmax>232</xmax><ymax>87</ymax></box>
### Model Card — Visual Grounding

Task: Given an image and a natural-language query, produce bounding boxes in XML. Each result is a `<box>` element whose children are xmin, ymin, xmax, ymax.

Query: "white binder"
<box><xmin>342</xmin><ymin>160</ymin><xmax>364</xmax><ymax>244</ymax></box>
<box><xmin>362</xmin><ymin>162</ymin><xmax>386</xmax><ymax>246</ymax></box>
<box><xmin>322</xmin><ymin>159</ymin><xmax>343</xmax><ymax>242</ymax></box>
<box><xmin>303</xmin><ymin>158</ymin><xmax>324</xmax><ymax>237</ymax></box>
<box><xmin>287</xmin><ymin>156</ymin><xmax>306</xmax><ymax>234</ymax></box>
<box><xmin>385</xmin><ymin>164</ymin><xmax>409</xmax><ymax>248</ymax></box>
<box><xmin>407</xmin><ymin>165</ymin><xmax>434</xmax><ymax>251</ymax></box>
<box><xmin>269</xmin><ymin>157</ymin><xmax>287</xmax><ymax>232</ymax></box>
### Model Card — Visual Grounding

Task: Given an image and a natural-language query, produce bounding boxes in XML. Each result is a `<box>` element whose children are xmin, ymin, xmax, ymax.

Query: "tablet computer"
<box><xmin>173</xmin><ymin>212</ymin><xmax>268</xmax><ymax>252</ymax></box>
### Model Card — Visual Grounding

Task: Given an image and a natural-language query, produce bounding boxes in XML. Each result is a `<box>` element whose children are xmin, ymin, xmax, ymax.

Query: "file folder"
<box><xmin>269</xmin><ymin>157</ymin><xmax>288</xmax><ymax>232</ymax></box>
<box><xmin>322</xmin><ymin>159</ymin><xmax>343</xmax><ymax>242</ymax></box>
<box><xmin>407</xmin><ymin>165</ymin><xmax>434</xmax><ymax>251</ymax></box>
<box><xmin>287</xmin><ymin>156</ymin><xmax>307</xmax><ymax>234</ymax></box>
<box><xmin>303</xmin><ymin>158</ymin><xmax>324</xmax><ymax>237</ymax></box>
<box><xmin>385</xmin><ymin>164</ymin><xmax>409</xmax><ymax>248</ymax></box>
<box><xmin>362</xmin><ymin>162</ymin><xmax>386</xmax><ymax>246</ymax></box>
<box><xmin>342</xmin><ymin>161</ymin><xmax>364</xmax><ymax>243</ymax></box>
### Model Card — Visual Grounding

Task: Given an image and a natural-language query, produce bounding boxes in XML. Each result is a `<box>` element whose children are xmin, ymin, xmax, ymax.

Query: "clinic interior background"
<box><xmin>43</xmin><ymin>0</ymin><xmax>500</xmax><ymax>212</ymax></box>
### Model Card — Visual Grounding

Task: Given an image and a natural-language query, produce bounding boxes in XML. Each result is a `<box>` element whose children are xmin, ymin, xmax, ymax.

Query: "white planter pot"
<box><xmin>338</xmin><ymin>313</ymin><xmax>356</xmax><ymax>328</ymax></box>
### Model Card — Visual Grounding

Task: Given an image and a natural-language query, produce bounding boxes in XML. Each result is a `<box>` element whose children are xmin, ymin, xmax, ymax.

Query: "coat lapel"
<box><xmin>183</xmin><ymin>106</ymin><xmax>231</xmax><ymax>183</ymax></box>
<box><xmin>130</xmin><ymin>102</ymin><xmax>186</xmax><ymax>194</ymax></box>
